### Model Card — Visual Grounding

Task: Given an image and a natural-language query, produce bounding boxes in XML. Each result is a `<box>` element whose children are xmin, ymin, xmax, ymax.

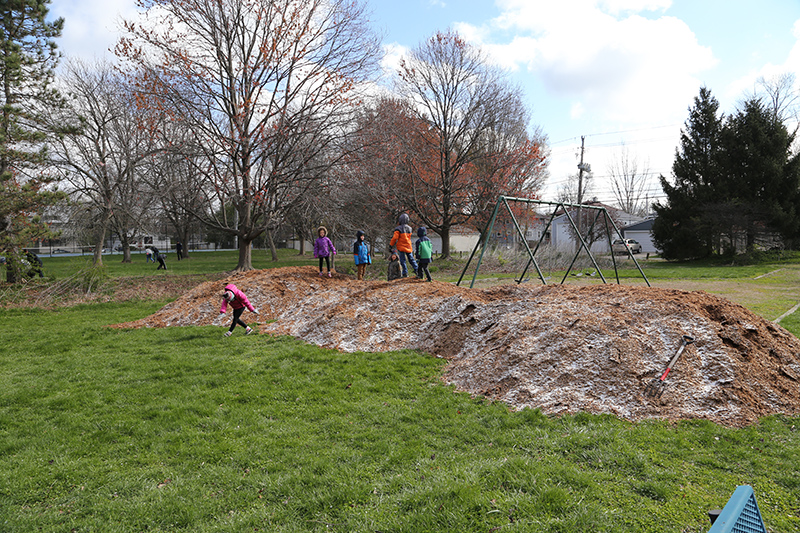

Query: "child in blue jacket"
<box><xmin>352</xmin><ymin>230</ymin><xmax>371</xmax><ymax>280</ymax></box>
<box><xmin>415</xmin><ymin>227</ymin><xmax>433</xmax><ymax>282</ymax></box>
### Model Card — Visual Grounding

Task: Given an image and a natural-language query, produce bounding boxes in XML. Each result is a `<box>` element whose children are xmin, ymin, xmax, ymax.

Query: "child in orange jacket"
<box><xmin>389</xmin><ymin>213</ymin><xmax>418</xmax><ymax>277</ymax></box>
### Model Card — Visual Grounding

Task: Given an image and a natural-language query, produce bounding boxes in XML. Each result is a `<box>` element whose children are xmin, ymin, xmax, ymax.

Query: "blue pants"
<box><xmin>398</xmin><ymin>251</ymin><xmax>417</xmax><ymax>277</ymax></box>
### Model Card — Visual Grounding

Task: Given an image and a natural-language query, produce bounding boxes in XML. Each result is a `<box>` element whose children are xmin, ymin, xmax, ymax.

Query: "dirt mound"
<box><xmin>115</xmin><ymin>266</ymin><xmax>800</xmax><ymax>427</ymax></box>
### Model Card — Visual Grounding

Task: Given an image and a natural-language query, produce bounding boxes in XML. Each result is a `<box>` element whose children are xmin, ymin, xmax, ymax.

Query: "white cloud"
<box><xmin>381</xmin><ymin>43</ymin><xmax>409</xmax><ymax>80</ymax></box>
<box><xmin>53</xmin><ymin>0</ymin><xmax>140</xmax><ymax>62</ymax></box>
<box><xmin>459</xmin><ymin>0</ymin><xmax>716</xmax><ymax>125</ymax></box>
<box><xmin>599</xmin><ymin>0</ymin><xmax>672</xmax><ymax>15</ymax></box>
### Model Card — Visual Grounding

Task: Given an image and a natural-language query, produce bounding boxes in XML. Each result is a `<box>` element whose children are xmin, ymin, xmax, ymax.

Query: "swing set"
<box><xmin>457</xmin><ymin>195</ymin><xmax>650</xmax><ymax>288</ymax></box>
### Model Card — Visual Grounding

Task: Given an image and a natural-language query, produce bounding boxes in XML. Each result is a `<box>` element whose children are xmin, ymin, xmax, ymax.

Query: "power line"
<box><xmin>546</xmin><ymin>170</ymin><xmax>670</xmax><ymax>187</ymax></box>
<box><xmin>548</xmin><ymin>123</ymin><xmax>681</xmax><ymax>146</ymax></box>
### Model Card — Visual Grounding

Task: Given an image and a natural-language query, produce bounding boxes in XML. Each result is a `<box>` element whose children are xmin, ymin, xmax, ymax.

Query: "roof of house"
<box><xmin>623</xmin><ymin>218</ymin><xmax>655</xmax><ymax>232</ymax></box>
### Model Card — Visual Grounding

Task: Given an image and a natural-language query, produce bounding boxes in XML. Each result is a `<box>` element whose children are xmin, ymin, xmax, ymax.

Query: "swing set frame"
<box><xmin>457</xmin><ymin>195</ymin><xmax>650</xmax><ymax>288</ymax></box>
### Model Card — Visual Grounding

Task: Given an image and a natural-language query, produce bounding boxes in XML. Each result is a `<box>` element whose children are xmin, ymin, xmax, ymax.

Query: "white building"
<box><xmin>550</xmin><ymin>203</ymin><xmax>644</xmax><ymax>253</ymax></box>
<box><xmin>621</xmin><ymin>219</ymin><xmax>659</xmax><ymax>254</ymax></box>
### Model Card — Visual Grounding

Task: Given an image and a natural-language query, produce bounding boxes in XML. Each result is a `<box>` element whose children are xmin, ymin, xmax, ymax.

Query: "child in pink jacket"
<box><xmin>219</xmin><ymin>283</ymin><xmax>259</xmax><ymax>337</ymax></box>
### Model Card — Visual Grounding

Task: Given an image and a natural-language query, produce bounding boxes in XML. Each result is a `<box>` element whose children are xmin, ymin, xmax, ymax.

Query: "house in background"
<box><xmin>550</xmin><ymin>202</ymin><xmax>644</xmax><ymax>253</ymax></box>
<box><xmin>621</xmin><ymin>218</ymin><xmax>660</xmax><ymax>254</ymax></box>
<box><xmin>491</xmin><ymin>209</ymin><xmax>548</xmax><ymax>250</ymax></box>
<box><xmin>426</xmin><ymin>225</ymin><xmax>480</xmax><ymax>255</ymax></box>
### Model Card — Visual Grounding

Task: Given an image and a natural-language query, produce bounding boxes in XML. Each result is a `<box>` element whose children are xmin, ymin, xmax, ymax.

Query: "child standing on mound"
<box><xmin>352</xmin><ymin>230</ymin><xmax>371</xmax><ymax>280</ymax></box>
<box><xmin>219</xmin><ymin>283</ymin><xmax>259</xmax><ymax>337</ymax></box>
<box><xmin>314</xmin><ymin>226</ymin><xmax>336</xmax><ymax>277</ymax></box>
<box><xmin>415</xmin><ymin>227</ymin><xmax>433</xmax><ymax>282</ymax></box>
<box><xmin>387</xmin><ymin>251</ymin><xmax>402</xmax><ymax>281</ymax></box>
<box><xmin>389</xmin><ymin>213</ymin><xmax>417</xmax><ymax>277</ymax></box>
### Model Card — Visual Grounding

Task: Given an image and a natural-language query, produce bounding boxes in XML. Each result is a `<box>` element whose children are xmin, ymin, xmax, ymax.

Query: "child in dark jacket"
<box><xmin>352</xmin><ymin>230</ymin><xmax>371</xmax><ymax>280</ymax></box>
<box><xmin>313</xmin><ymin>226</ymin><xmax>336</xmax><ymax>277</ymax></box>
<box><xmin>219</xmin><ymin>283</ymin><xmax>259</xmax><ymax>337</ymax></box>
<box><xmin>414</xmin><ymin>227</ymin><xmax>433</xmax><ymax>282</ymax></box>
<box><xmin>387</xmin><ymin>251</ymin><xmax>402</xmax><ymax>281</ymax></box>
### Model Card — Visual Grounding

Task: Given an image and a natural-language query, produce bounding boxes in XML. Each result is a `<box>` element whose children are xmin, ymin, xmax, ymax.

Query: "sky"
<box><xmin>50</xmin><ymin>0</ymin><xmax>800</xmax><ymax>204</ymax></box>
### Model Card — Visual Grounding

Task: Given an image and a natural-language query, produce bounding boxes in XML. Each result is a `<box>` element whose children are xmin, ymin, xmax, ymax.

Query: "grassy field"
<box><xmin>1</xmin><ymin>251</ymin><xmax>799</xmax><ymax>532</ymax></box>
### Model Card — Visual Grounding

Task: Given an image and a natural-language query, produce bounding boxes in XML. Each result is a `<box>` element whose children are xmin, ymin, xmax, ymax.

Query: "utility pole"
<box><xmin>577</xmin><ymin>135</ymin><xmax>586</xmax><ymax>206</ymax></box>
<box><xmin>575</xmin><ymin>136</ymin><xmax>590</xmax><ymax>249</ymax></box>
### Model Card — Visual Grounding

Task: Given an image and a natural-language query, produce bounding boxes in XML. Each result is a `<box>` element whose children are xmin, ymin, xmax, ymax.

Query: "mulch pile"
<box><xmin>113</xmin><ymin>266</ymin><xmax>800</xmax><ymax>427</ymax></box>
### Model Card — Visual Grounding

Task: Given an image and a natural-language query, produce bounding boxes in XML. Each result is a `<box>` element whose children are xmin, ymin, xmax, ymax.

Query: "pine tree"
<box><xmin>654</xmin><ymin>87</ymin><xmax>800</xmax><ymax>259</ymax></box>
<box><xmin>717</xmin><ymin>97</ymin><xmax>800</xmax><ymax>250</ymax></box>
<box><xmin>0</xmin><ymin>0</ymin><xmax>65</xmax><ymax>280</ymax></box>
<box><xmin>653</xmin><ymin>87</ymin><xmax>723</xmax><ymax>259</ymax></box>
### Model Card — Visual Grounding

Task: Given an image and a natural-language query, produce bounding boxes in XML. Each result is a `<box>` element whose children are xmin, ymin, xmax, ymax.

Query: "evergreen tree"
<box><xmin>654</xmin><ymin>87</ymin><xmax>800</xmax><ymax>259</ymax></box>
<box><xmin>653</xmin><ymin>87</ymin><xmax>723</xmax><ymax>259</ymax></box>
<box><xmin>717</xmin><ymin>97</ymin><xmax>800</xmax><ymax>251</ymax></box>
<box><xmin>0</xmin><ymin>0</ymin><xmax>65</xmax><ymax>280</ymax></box>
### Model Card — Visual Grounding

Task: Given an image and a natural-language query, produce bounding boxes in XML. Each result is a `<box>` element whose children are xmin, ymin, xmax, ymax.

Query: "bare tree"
<box><xmin>50</xmin><ymin>60</ymin><xmax>156</xmax><ymax>265</ymax></box>
<box><xmin>607</xmin><ymin>145</ymin><xmax>651</xmax><ymax>217</ymax></box>
<box><xmin>117</xmin><ymin>0</ymin><xmax>382</xmax><ymax>270</ymax></box>
<box><xmin>143</xmin><ymin>143</ymin><xmax>207</xmax><ymax>259</ymax></box>
<box><xmin>556</xmin><ymin>171</ymin><xmax>594</xmax><ymax>204</ymax></box>
<box><xmin>395</xmin><ymin>30</ymin><xmax>546</xmax><ymax>258</ymax></box>
<box><xmin>756</xmin><ymin>72</ymin><xmax>800</xmax><ymax>124</ymax></box>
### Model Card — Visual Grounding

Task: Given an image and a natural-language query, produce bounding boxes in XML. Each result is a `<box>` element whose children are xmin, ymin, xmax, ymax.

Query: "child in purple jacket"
<box><xmin>313</xmin><ymin>226</ymin><xmax>336</xmax><ymax>277</ymax></box>
<box><xmin>219</xmin><ymin>283</ymin><xmax>259</xmax><ymax>337</ymax></box>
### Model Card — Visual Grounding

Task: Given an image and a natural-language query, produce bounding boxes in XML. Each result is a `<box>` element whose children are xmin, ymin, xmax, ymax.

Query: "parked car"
<box><xmin>612</xmin><ymin>239</ymin><xmax>642</xmax><ymax>255</ymax></box>
<box><xmin>51</xmin><ymin>248</ymin><xmax>70</xmax><ymax>254</ymax></box>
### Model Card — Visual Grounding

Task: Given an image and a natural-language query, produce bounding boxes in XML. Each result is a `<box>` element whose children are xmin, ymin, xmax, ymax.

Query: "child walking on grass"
<box><xmin>314</xmin><ymin>226</ymin><xmax>336</xmax><ymax>277</ymax></box>
<box><xmin>219</xmin><ymin>283</ymin><xmax>259</xmax><ymax>337</ymax></box>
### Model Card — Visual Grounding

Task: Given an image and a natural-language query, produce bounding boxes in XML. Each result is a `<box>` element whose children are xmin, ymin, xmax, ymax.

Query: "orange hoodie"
<box><xmin>389</xmin><ymin>213</ymin><xmax>413</xmax><ymax>253</ymax></box>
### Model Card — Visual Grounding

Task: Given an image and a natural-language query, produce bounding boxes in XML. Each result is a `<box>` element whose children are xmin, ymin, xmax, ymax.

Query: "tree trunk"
<box><xmin>235</xmin><ymin>239</ymin><xmax>253</xmax><ymax>271</ymax></box>
<box><xmin>441</xmin><ymin>227</ymin><xmax>451</xmax><ymax>259</ymax></box>
<box><xmin>179</xmin><ymin>228</ymin><xmax>190</xmax><ymax>259</ymax></box>
<box><xmin>93</xmin><ymin>208</ymin><xmax>113</xmax><ymax>266</ymax></box>
<box><xmin>298</xmin><ymin>237</ymin><xmax>305</xmax><ymax>255</ymax></box>
<box><xmin>121</xmin><ymin>236</ymin><xmax>132</xmax><ymax>263</ymax></box>
<box><xmin>93</xmin><ymin>234</ymin><xmax>105</xmax><ymax>266</ymax></box>
<box><xmin>267</xmin><ymin>230</ymin><xmax>278</xmax><ymax>261</ymax></box>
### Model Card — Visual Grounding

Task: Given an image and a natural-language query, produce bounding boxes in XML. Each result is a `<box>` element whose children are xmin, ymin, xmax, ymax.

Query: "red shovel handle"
<box><xmin>659</xmin><ymin>335</ymin><xmax>694</xmax><ymax>381</ymax></box>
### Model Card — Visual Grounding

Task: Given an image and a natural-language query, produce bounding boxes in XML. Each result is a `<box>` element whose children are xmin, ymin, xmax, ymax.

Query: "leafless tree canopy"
<box><xmin>755</xmin><ymin>72</ymin><xmax>800</xmax><ymax>124</ymax></box>
<box><xmin>117</xmin><ymin>0</ymin><xmax>382</xmax><ymax>269</ymax></box>
<box><xmin>607</xmin><ymin>145</ymin><xmax>651</xmax><ymax>217</ymax></box>
<box><xmin>49</xmin><ymin>60</ymin><xmax>157</xmax><ymax>265</ymax></box>
<box><xmin>394</xmin><ymin>30</ymin><xmax>546</xmax><ymax>257</ymax></box>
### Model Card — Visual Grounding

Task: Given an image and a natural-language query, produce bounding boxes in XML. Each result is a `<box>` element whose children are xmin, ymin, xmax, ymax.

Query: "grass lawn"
<box><xmin>1</xmin><ymin>251</ymin><xmax>799</xmax><ymax>532</ymax></box>
<box><xmin>37</xmin><ymin>249</ymin><xmax>314</xmax><ymax>280</ymax></box>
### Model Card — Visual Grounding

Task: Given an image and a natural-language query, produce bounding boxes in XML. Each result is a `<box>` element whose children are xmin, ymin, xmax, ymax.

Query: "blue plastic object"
<box><xmin>708</xmin><ymin>485</ymin><xmax>767</xmax><ymax>533</ymax></box>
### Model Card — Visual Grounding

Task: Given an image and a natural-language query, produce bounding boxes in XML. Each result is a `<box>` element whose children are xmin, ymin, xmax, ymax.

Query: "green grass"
<box><xmin>37</xmin><ymin>248</ymin><xmax>315</xmax><ymax>279</ymax></box>
<box><xmin>602</xmin><ymin>251</ymin><xmax>800</xmax><ymax>280</ymax></box>
<box><xmin>3</xmin><ymin>250</ymin><xmax>800</xmax><ymax>531</ymax></box>
<box><xmin>0</xmin><ymin>303</ymin><xmax>799</xmax><ymax>532</ymax></box>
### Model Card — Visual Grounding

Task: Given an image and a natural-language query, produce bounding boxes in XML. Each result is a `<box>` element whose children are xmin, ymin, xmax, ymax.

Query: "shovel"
<box><xmin>644</xmin><ymin>335</ymin><xmax>695</xmax><ymax>399</ymax></box>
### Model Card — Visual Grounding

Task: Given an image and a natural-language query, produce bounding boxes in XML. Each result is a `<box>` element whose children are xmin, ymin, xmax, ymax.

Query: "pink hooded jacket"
<box><xmin>219</xmin><ymin>283</ymin><xmax>255</xmax><ymax>313</ymax></box>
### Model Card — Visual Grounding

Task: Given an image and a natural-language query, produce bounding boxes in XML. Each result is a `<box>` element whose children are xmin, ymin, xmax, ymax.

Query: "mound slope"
<box><xmin>115</xmin><ymin>266</ymin><xmax>800</xmax><ymax>427</ymax></box>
